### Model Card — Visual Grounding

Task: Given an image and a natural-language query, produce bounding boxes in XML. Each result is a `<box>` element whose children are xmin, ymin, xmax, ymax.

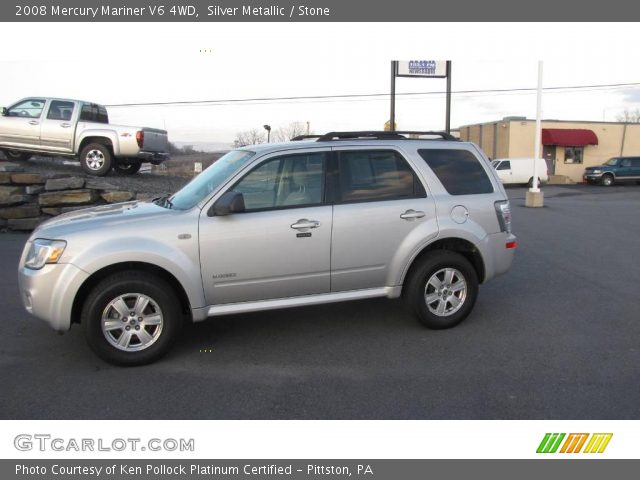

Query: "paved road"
<box><xmin>1</xmin><ymin>185</ymin><xmax>639</xmax><ymax>419</ymax></box>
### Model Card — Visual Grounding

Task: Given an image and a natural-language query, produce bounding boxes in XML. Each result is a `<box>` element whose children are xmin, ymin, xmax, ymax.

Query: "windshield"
<box><xmin>166</xmin><ymin>150</ymin><xmax>256</xmax><ymax>210</ymax></box>
<box><xmin>604</xmin><ymin>158</ymin><xmax>619</xmax><ymax>166</ymax></box>
<box><xmin>491</xmin><ymin>160</ymin><xmax>499</xmax><ymax>168</ymax></box>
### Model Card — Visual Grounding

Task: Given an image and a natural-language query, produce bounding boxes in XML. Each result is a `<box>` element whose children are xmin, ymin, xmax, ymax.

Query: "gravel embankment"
<box><xmin>0</xmin><ymin>152</ymin><xmax>225</xmax><ymax>199</ymax></box>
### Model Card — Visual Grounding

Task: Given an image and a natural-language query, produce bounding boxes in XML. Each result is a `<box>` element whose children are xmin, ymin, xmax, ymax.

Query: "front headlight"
<box><xmin>592</xmin><ymin>169</ymin><xmax>602</xmax><ymax>174</ymax></box>
<box><xmin>24</xmin><ymin>239</ymin><xmax>67</xmax><ymax>270</ymax></box>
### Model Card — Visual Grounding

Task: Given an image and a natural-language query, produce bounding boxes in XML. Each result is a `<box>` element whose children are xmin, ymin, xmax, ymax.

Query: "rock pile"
<box><xmin>0</xmin><ymin>161</ymin><xmax>136</xmax><ymax>231</ymax></box>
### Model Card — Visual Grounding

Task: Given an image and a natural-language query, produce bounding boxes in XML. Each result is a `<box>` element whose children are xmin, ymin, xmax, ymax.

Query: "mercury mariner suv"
<box><xmin>18</xmin><ymin>131</ymin><xmax>516</xmax><ymax>366</ymax></box>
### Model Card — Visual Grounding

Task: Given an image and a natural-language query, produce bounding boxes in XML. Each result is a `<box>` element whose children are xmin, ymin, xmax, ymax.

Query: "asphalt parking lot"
<box><xmin>1</xmin><ymin>184</ymin><xmax>639</xmax><ymax>419</ymax></box>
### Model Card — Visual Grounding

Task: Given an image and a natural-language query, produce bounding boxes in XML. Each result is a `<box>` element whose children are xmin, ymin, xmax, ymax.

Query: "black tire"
<box><xmin>601</xmin><ymin>174</ymin><xmax>614</xmax><ymax>187</ymax></box>
<box><xmin>81</xmin><ymin>271</ymin><xmax>183</xmax><ymax>366</ymax></box>
<box><xmin>2</xmin><ymin>149</ymin><xmax>32</xmax><ymax>162</ymax></box>
<box><xmin>80</xmin><ymin>143</ymin><xmax>113</xmax><ymax>176</ymax></box>
<box><xmin>114</xmin><ymin>162</ymin><xmax>142</xmax><ymax>175</ymax></box>
<box><xmin>404</xmin><ymin>251</ymin><xmax>479</xmax><ymax>329</ymax></box>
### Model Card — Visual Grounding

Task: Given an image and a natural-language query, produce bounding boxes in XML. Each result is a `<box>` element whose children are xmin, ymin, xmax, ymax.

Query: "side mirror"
<box><xmin>0</xmin><ymin>108</ymin><xmax>7</xmax><ymax>116</ymax></box>
<box><xmin>209</xmin><ymin>191</ymin><xmax>245</xmax><ymax>217</ymax></box>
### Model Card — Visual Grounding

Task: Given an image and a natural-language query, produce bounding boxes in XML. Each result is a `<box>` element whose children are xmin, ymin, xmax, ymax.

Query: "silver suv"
<box><xmin>18</xmin><ymin>131</ymin><xmax>516</xmax><ymax>365</ymax></box>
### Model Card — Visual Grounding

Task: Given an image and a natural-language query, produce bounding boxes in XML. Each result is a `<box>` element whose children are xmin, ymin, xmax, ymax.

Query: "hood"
<box><xmin>33</xmin><ymin>200</ymin><xmax>179</xmax><ymax>238</ymax></box>
<box><xmin>584</xmin><ymin>165</ymin><xmax>610</xmax><ymax>171</ymax></box>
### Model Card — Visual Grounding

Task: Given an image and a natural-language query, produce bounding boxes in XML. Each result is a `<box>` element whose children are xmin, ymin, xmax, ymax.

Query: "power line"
<box><xmin>105</xmin><ymin>82</ymin><xmax>640</xmax><ymax>108</ymax></box>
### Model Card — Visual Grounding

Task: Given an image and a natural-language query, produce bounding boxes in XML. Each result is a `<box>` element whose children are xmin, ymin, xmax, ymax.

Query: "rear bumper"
<box><xmin>137</xmin><ymin>151</ymin><xmax>170</xmax><ymax>164</ymax></box>
<box><xmin>482</xmin><ymin>232</ymin><xmax>517</xmax><ymax>282</ymax></box>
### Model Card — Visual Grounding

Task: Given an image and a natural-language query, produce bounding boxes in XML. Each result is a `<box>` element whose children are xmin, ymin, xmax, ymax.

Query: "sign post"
<box><xmin>390</xmin><ymin>60</ymin><xmax>451</xmax><ymax>133</ymax></box>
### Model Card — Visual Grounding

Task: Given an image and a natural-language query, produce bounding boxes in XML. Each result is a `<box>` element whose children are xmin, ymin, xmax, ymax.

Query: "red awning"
<box><xmin>541</xmin><ymin>128</ymin><xmax>599</xmax><ymax>146</ymax></box>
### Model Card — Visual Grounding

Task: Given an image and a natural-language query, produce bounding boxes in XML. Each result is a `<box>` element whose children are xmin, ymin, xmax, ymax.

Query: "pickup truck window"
<box><xmin>80</xmin><ymin>103</ymin><xmax>109</xmax><ymax>124</ymax></box>
<box><xmin>47</xmin><ymin>101</ymin><xmax>75</xmax><ymax>121</ymax></box>
<box><xmin>8</xmin><ymin>99</ymin><xmax>45</xmax><ymax>118</ymax></box>
<box><xmin>167</xmin><ymin>150</ymin><xmax>256</xmax><ymax>210</ymax></box>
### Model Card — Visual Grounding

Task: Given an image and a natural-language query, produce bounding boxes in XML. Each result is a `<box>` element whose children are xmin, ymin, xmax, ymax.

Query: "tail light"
<box><xmin>135</xmin><ymin>131</ymin><xmax>144</xmax><ymax>148</ymax></box>
<box><xmin>494</xmin><ymin>200</ymin><xmax>512</xmax><ymax>234</ymax></box>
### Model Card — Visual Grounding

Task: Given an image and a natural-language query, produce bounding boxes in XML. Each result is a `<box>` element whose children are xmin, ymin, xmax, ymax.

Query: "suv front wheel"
<box><xmin>405</xmin><ymin>251</ymin><xmax>479</xmax><ymax>329</ymax></box>
<box><xmin>82</xmin><ymin>271</ymin><xmax>183</xmax><ymax>366</ymax></box>
<box><xmin>601</xmin><ymin>173</ymin><xmax>614</xmax><ymax>186</ymax></box>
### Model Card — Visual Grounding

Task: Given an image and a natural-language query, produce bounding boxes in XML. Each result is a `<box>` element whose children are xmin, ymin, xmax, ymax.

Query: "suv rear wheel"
<box><xmin>82</xmin><ymin>271</ymin><xmax>183</xmax><ymax>366</ymax></box>
<box><xmin>405</xmin><ymin>251</ymin><xmax>479</xmax><ymax>329</ymax></box>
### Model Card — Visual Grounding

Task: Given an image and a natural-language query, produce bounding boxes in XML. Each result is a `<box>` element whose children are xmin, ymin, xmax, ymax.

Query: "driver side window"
<box><xmin>232</xmin><ymin>152</ymin><xmax>327</xmax><ymax>211</ymax></box>
<box><xmin>8</xmin><ymin>99</ymin><xmax>46</xmax><ymax>118</ymax></box>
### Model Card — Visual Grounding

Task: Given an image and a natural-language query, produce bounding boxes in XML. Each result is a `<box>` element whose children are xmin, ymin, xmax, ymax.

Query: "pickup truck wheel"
<box><xmin>80</xmin><ymin>143</ymin><xmax>112</xmax><ymax>176</ymax></box>
<box><xmin>3</xmin><ymin>150</ymin><xmax>32</xmax><ymax>162</ymax></box>
<box><xmin>114</xmin><ymin>162</ymin><xmax>142</xmax><ymax>175</ymax></box>
<box><xmin>82</xmin><ymin>271</ymin><xmax>183</xmax><ymax>366</ymax></box>
<box><xmin>405</xmin><ymin>251</ymin><xmax>479</xmax><ymax>329</ymax></box>
<box><xmin>601</xmin><ymin>174</ymin><xmax>614</xmax><ymax>186</ymax></box>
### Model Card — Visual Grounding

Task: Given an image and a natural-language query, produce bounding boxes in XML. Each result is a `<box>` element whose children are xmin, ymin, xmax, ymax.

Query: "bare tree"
<box><xmin>273</xmin><ymin>121</ymin><xmax>310</xmax><ymax>142</ymax></box>
<box><xmin>616</xmin><ymin>108</ymin><xmax>640</xmax><ymax>123</ymax></box>
<box><xmin>233</xmin><ymin>129</ymin><xmax>266</xmax><ymax>147</ymax></box>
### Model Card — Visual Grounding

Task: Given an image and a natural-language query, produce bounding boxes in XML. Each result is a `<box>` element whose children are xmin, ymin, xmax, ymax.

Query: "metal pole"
<box><xmin>390</xmin><ymin>61</ymin><xmax>396</xmax><ymax>131</ymax></box>
<box><xmin>445</xmin><ymin>61</ymin><xmax>452</xmax><ymax>134</ymax></box>
<box><xmin>531</xmin><ymin>61</ymin><xmax>543</xmax><ymax>192</ymax></box>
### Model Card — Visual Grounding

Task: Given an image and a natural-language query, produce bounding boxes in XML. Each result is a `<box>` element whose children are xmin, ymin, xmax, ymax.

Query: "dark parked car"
<box><xmin>583</xmin><ymin>157</ymin><xmax>640</xmax><ymax>186</ymax></box>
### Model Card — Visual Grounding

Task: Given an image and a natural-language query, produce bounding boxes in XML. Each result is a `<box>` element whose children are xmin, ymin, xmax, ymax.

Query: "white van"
<box><xmin>491</xmin><ymin>158</ymin><xmax>548</xmax><ymax>186</ymax></box>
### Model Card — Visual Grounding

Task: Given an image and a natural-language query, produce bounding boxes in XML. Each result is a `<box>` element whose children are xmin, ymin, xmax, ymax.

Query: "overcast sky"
<box><xmin>1</xmin><ymin>23</ymin><xmax>639</xmax><ymax>148</ymax></box>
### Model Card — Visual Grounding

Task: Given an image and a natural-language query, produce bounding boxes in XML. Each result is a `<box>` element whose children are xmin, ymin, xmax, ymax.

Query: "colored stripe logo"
<box><xmin>537</xmin><ymin>433</ymin><xmax>612</xmax><ymax>453</ymax></box>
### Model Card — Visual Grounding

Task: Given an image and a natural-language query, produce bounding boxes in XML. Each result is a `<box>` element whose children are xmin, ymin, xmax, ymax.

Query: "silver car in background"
<box><xmin>17</xmin><ymin>131</ymin><xmax>516</xmax><ymax>365</ymax></box>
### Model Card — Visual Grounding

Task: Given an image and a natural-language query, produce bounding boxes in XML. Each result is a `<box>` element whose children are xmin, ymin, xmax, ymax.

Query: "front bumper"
<box><xmin>137</xmin><ymin>151</ymin><xmax>170</xmax><ymax>165</ymax></box>
<box><xmin>18</xmin><ymin>262</ymin><xmax>90</xmax><ymax>332</ymax></box>
<box><xmin>583</xmin><ymin>172</ymin><xmax>603</xmax><ymax>181</ymax></box>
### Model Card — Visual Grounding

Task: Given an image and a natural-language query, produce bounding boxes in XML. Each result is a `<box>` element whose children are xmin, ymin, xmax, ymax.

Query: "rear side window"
<box><xmin>337</xmin><ymin>150</ymin><xmax>424</xmax><ymax>203</ymax></box>
<box><xmin>418</xmin><ymin>149</ymin><xmax>494</xmax><ymax>195</ymax></box>
<box><xmin>47</xmin><ymin>100</ymin><xmax>75</xmax><ymax>121</ymax></box>
<box><xmin>80</xmin><ymin>103</ymin><xmax>109</xmax><ymax>124</ymax></box>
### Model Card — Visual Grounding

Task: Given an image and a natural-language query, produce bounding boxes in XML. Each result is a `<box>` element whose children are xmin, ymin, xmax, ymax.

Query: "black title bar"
<box><xmin>4</xmin><ymin>0</ymin><xmax>640</xmax><ymax>21</ymax></box>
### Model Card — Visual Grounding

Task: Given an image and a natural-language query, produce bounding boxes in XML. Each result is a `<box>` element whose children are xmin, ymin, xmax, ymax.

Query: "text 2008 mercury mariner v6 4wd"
<box><xmin>18</xmin><ymin>131</ymin><xmax>516</xmax><ymax>365</ymax></box>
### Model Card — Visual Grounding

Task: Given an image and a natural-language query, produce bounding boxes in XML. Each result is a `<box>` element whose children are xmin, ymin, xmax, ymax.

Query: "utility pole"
<box><xmin>525</xmin><ymin>61</ymin><xmax>544</xmax><ymax>207</ymax></box>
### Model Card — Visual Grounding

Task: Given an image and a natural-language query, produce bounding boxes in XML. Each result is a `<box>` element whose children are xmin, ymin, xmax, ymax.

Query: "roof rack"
<box><xmin>315</xmin><ymin>131</ymin><xmax>458</xmax><ymax>142</ymax></box>
<box><xmin>290</xmin><ymin>134</ymin><xmax>324</xmax><ymax>141</ymax></box>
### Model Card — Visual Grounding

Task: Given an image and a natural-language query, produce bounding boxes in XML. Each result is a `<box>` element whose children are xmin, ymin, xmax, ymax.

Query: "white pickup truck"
<box><xmin>0</xmin><ymin>97</ymin><xmax>169</xmax><ymax>176</ymax></box>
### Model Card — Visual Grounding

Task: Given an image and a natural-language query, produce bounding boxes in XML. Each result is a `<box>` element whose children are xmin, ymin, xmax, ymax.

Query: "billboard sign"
<box><xmin>396</xmin><ymin>60</ymin><xmax>448</xmax><ymax>78</ymax></box>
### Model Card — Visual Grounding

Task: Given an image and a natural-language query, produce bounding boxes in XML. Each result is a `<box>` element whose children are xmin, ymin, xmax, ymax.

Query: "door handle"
<box><xmin>291</xmin><ymin>219</ymin><xmax>320</xmax><ymax>230</ymax></box>
<box><xmin>60</xmin><ymin>123</ymin><xmax>71</xmax><ymax>128</ymax></box>
<box><xmin>400</xmin><ymin>209</ymin><xmax>425</xmax><ymax>220</ymax></box>
<box><xmin>28</xmin><ymin>120</ymin><xmax>39</xmax><ymax>125</ymax></box>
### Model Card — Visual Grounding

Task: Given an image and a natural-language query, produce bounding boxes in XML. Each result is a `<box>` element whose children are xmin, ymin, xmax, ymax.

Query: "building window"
<box><xmin>564</xmin><ymin>147</ymin><xmax>584</xmax><ymax>164</ymax></box>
